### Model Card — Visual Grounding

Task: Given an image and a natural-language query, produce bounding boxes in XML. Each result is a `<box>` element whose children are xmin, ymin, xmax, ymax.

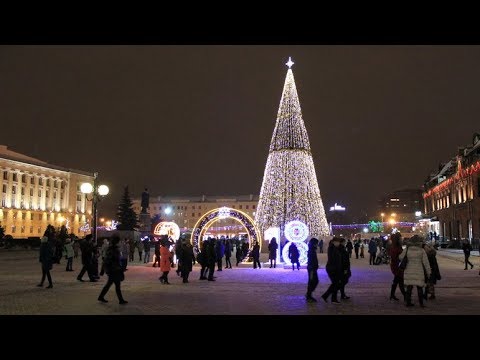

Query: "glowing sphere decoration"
<box><xmin>284</xmin><ymin>220</ymin><xmax>309</xmax><ymax>243</ymax></box>
<box><xmin>282</xmin><ymin>241</ymin><xmax>308</xmax><ymax>266</ymax></box>
<box><xmin>153</xmin><ymin>221</ymin><xmax>180</xmax><ymax>241</ymax></box>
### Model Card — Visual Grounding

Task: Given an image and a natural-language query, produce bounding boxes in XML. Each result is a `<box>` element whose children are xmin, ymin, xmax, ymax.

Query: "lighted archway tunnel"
<box><xmin>190</xmin><ymin>207</ymin><xmax>262</xmax><ymax>252</ymax></box>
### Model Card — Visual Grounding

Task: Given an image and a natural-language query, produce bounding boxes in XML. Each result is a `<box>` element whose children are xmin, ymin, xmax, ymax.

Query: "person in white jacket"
<box><xmin>403</xmin><ymin>235</ymin><xmax>431</xmax><ymax>308</ymax></box>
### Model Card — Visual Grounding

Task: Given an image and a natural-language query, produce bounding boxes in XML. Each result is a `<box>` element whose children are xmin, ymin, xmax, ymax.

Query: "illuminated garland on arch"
<box><xmin>255</xmin><ymin>61</ymin><xmax>330</xmax><ymax>239</ymax></box>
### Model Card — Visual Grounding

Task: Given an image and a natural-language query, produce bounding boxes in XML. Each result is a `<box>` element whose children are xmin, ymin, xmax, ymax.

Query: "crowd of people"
<box><xmin>34</xmin><ymin>225</ymin><xmax>479</xmax><ymax>309</ymax></box>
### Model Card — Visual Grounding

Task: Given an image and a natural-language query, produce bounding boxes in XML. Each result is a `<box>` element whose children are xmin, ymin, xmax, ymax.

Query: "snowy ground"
<box><xmin>0</xmin><ymin>249</ymin><xmax>479</xmax><ymax>315</ymax></box>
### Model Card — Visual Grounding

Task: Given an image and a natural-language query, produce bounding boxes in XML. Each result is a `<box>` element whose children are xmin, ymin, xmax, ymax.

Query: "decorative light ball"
<box><xmin>98</xmin><ymin>185</ymin><xmax>109</xmax><ymax>196</ymax></box>
<box><xmin>282</xmin><ymin>241</ymin><xmax>308</xmax><ymax>266</ymax></box>
<box><xmin>284</xmin><ymin>220</ymin><xmax>309</xmax><ymax>243</ymax></box>
<box><xmin>80</xmin><ymin>183</ymin><xmax>93</xmax><ymax>194</ymax></box>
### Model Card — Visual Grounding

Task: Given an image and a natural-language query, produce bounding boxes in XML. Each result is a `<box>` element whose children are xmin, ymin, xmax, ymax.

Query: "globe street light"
<box><xmin>81</xmin><ymin>172</ymin><xmax>109</xmax><ymax>244</ymax></box>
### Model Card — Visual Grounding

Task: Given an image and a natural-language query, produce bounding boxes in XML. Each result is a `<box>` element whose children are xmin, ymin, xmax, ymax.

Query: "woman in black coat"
<box><xmin>268</xmin><ymin>238</ymin><xmax>278</xmax><ymax>268</ymax></box>
<box><xmin>37</xmin><ymin>236</ymin><xmax>53</xmax><ymax>288</ymax></box>
<box><xmin>178</xmin><ymin>240</ymin><xmax>195</xmax><ymax>283</ymax></box>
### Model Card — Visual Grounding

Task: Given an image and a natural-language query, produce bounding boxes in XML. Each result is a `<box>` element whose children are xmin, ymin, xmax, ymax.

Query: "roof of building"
<box><xmin>136</xmin><ymin>194</ymin><xmax>260</xmax><ymax>203</ymax></box>
<box><xmin>0</xmin><ymin>145</ymin><xmax>94</xmax><ymax>177</ymax></box>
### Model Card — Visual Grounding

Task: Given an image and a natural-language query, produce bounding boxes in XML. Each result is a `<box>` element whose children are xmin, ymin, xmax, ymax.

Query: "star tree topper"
<box><xmin>286</xmin><ymin>56</ymin><xmax>294</xmax><ymax>69</ymax></box>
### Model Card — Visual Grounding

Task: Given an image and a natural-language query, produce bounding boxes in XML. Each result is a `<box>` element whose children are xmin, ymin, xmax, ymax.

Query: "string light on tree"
<box><xmin>255</xmin><ymin>57</ymin><xmax>330</xmax><ymax>244</ymax></box>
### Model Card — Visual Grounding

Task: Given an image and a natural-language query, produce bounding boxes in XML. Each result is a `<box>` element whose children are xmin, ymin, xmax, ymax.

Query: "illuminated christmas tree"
<box><xmin>255</xmin><ymin>57</ymin><xmax>330</xmax><ymax>241</ymax></box>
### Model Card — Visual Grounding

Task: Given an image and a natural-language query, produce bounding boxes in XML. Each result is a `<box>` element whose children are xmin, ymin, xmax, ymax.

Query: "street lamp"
<box><xmin>81</xmin><ymin>172</ymin><xmax>109</xmax><ymax>244</ymax></box>
<box><xmin>380</xmin><ymin>213</ymin><xmax>385</xmax><ymax>225</ymax></box>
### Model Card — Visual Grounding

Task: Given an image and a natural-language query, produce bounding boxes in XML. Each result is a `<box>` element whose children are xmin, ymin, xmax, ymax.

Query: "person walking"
<box><xmin>63</xmin><ymin>238</ymin><xmax>74</xmax><ymax>272</ymax></box>
<box><xmin>159</xmin><ymin>236</ymin><xmax>172</xmax><ymax>284</ymax></box>
<box><xmin>306</xmin><ymin>238</ymin><xmax>319</xmax><ymax>302</ymax></box>
<box><xmin>321</xmin><ymin>238</ymin><xmax>342</xmax><ymax>304</ymax></box>
<box><xmin>462</xmin><ymin>240</ymin><xmax>474</xmax><ymax>270</ymax></box>
<box><xmin>224</xmin><ymin>239</ymin><xmax>232</xmax><ymax>269</ymax></box>
<box><xmin>178</xmin><ymin>238</ymin><xmax>195</xmax><ymax>283</ymax></box>
<box><xmin>98</xmin><ymin>236</ymin><xmax>127</xmax><ymax>304</ymax></box>
<box><xmin>354</xmin><ymin>240</ymin><xmax>360</xmax><ymax>259</ymax></box>
<box><xmin>422</xmin><ymin>243</ymin><xmax>441</xmax><ymax>300</ymax></box>
<box><xmin>318</xmin><ymin>239</ymin><xmax>324</xmax><ymax>254</ymax></box>
<box><xmin>388</xmin><ymin>233</ymin><xmax>406</xmax><ymax>301</ymax></box>
<box><xmin>37</xmin><ymin>235</ymin><xmax>53</xmax><ymax>288</ymax></box>
<box><xmin>339</xmin><ymin>238</ymin><xmax>351</xmax><ymax>300</ymax></box>
<box><xmin>77</xmin><ymin>235</ymin><xmax>97</xmax><ymax>282</ymax></box>
<box><xmin>143</xmin><ymin>237</ymin><xmax>151</xmax><ymax>263</ymax></box>
<box><xmin>368</xmin><ymin>238</ymin><xmax>377</xmax><ymax>265</ymax></box>
<box><xmin>268</xmin><ymin>237</ymin><xmax>278</xmax><ymax>268</ymax></box>
<box><xmin>403</xmin><ymin>235</ymin><xmax>431</xmax><ymax>308</ymax></box>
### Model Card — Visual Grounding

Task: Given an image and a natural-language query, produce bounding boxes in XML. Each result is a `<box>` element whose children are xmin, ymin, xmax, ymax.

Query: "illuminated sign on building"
<box><xmin>329</xmin><ymin>203</ymin><xmax>346</xmax><ymax>211</ymax></box>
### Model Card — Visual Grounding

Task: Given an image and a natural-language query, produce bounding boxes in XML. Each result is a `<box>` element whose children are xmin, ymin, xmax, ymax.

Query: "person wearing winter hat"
<box><xmin>403</xmin><ymin>235</ymin><xmax>431</xmax><ymax>307</ymax></box>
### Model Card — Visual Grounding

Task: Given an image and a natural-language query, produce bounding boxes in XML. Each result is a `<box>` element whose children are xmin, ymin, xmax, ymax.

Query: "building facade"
<box><xmin>378</xmin><ymin>188</ymin><xmax>424</xmax><ymax>223</ymax></box>
<box><xmin>132</xmin><ymin>194</ymin><xmax>259</xmax><ymax>237</ymax></box>
<box><xmin>0</xmin><ymin>145</ymin><xmax>95</xmax><ymax>238</ymax></box>
<box><xmin>423</xmin><ymin>133</ymin><xmax>480</xmax><ymax>246</ymax></box>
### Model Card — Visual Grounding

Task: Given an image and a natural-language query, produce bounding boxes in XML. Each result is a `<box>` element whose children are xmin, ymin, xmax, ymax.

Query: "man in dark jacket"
<box><xmin>37</xmin><ymin>236</ymin><xmax>53</xmax><ymax>288</ymax></box>
<box><xmin>321</xmin><ymin>238</ymin><xmax>343</xmax><ymax>304</ymax></box>
<box><xmin>339</xmin><ymin>238</ymin><xmax>351</xmax><ymax>300</ymax></box>
<box><xmin>98</xmin><ymin>236</ymin><xmax>127</xmax><ymax>304</ymax></box>
<box><xmin>77</xmin><ymin>235</ymin><xmax>97</xmax><ymax>282</ymax></box>
<box><xmin>306</xmin><ymin>238</ymin><xmax>319</xmax><ymax>302</ymax></box>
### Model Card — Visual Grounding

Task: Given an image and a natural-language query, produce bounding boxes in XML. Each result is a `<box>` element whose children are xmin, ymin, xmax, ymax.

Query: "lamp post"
<box><xmin>81</xmin><ymin>172</ymin><xmax>109</xmax><ymax>244</ymax></box>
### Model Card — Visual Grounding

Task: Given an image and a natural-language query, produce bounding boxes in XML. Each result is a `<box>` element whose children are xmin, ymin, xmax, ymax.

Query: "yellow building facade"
<box><xmin>0</xmin><ymin>145</ymin><xmax>95</xmax><ymax>238</ymax></box>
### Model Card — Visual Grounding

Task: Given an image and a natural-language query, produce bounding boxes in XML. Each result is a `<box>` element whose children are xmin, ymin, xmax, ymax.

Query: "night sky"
<box><xmin>1</xmin><ymin>45</ymin><xmax>480</xmax><ymax>219</ymax></box>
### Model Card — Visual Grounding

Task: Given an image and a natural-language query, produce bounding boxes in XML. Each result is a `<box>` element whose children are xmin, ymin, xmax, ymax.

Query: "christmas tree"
<box><xmin>116</xmin><ymin>186</ymin><xmax>139</xmax><ymax>231</ymax></box>
<box><xmin>255</xmin><ymin>57</ymin><xmax>330</xmax><ymax>240</ymax></box>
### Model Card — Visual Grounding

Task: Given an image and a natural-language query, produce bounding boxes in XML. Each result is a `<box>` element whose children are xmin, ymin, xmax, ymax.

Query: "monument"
<box><xmin>139</xmin><ymin>188</ymin><xmax>152</xmax><ymax>236</ymax></box>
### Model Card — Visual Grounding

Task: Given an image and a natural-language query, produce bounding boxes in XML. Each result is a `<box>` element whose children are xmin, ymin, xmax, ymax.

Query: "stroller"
<box><xmin>374</xmin><ymin>247</ymin><xmax>390</xmax><ymax>265</ymax></box>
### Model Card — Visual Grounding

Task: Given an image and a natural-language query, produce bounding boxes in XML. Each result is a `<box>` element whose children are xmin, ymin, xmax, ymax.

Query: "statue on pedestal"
<box><xmin>141</xmin><ymin>188</ymin><xmax>150</xmax><ymax>214</ymax></box>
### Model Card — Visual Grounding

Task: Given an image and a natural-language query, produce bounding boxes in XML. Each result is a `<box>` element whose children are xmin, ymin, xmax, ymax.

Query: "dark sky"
<box><xmin>1</xmin><ymin>45</ymin><xmax>480</xmax><ymax>219</ymax></box>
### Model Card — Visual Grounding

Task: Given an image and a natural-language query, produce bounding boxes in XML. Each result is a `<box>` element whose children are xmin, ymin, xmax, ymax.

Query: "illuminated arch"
<box><xmin>191</xmin><ymin>207</ymin><xmax>262</xmax><ymax>252</ymax></box>
<box><xmin>153</xmin><ymin>221</ymin><xmax>180</xmax><ymax>241</ymax></box>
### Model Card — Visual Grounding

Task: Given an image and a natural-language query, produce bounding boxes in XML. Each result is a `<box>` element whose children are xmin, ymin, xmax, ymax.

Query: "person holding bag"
<box><xmin>403</xmin><ymin>236</ymin><xmax>431</xmax><ymax>308</ymax></box>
